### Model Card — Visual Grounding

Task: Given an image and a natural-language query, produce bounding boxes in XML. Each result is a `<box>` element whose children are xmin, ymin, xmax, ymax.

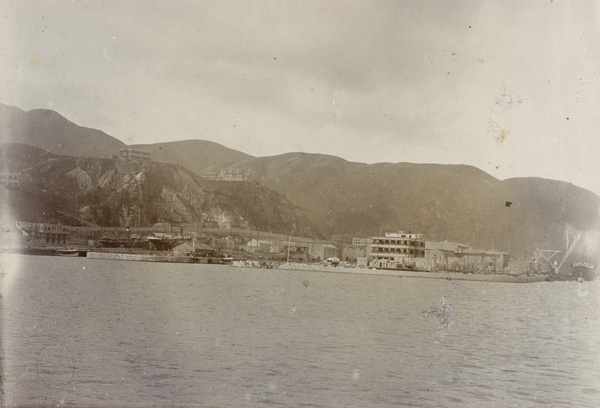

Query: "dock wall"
<box><xmin>86</xmin><ymin>251</ymin><xmax>194</xmax><ymax>263</ymax></box>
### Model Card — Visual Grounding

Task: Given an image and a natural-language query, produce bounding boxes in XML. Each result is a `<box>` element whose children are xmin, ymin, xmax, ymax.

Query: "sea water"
<box><xmin>1</xmin><ymin>254</ymin><xmax>599</xmax><ymax>407</ymax></box>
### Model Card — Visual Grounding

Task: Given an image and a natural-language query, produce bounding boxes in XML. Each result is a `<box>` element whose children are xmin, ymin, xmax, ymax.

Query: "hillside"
<box><xmin>130</xmin><ymin>140</ymin><xmax>253</xmax><ymax>175</ymax></box>
<box><xmin>211</xmin><ymin>154</ymin><xmax>600</xmax><ymax>258</ymax></box>
<box><xmin>0</xmin><ymin>104</ymin><xmax>250</xmax><ymax>173</ymax></box>
<box><xmin>0</xmin><ymin>104</ymin><xmax>126</xmax><ymax>158</ymax></box>
<box><xmin>2</xmin><ymin>104</ymin><xmax>598</xmax><ymax>260</ymax></box>
<box><xmin>0</xmin><ymin>143</ymin><xmax>61</xmax><ymax>171</ymax></box>
<box><xmin>0</xmin><ymin>144</ymin><xmax>317</xmax><ymax>237</ymax></box>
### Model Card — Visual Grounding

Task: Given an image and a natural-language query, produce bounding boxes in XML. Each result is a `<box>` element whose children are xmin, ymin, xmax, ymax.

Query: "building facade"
<box><xmin>203</xmin><ymin>169</ymin><xmax>247</xmax><ymax>181</ymax></box>
<box><xmin>0</xmin><ymin>172</ymin><xmax>19</xmax><ymax>187</ymax></box>
<box><xmin>352</xmin><ymin>237</ymin><xmax>373</xmax><ymax>246</ymax></box>
<box><xmin>369</xmin><ymin>231</ymin><xmax>426</xmax><ymax>269</ymax></box>
<box><xmin>245</xmin><ymin>238</ymin><xmax>279</xmax><ymax>253</ymax></box>
<box><xmin>118</xmin><ymin>148</ymin><xmax>151</xmax><ymax>161</ymax></box>
<box><xmin>309</xmin><ymin>243</ymin><xmax>339</xmax><ymax>261</ymax></box>
<box><xmin>425</xmin><ymin>240</ymin><xmax>508</xmax><ymax>273</ymax></box>
<box><xmin>16</xmin><ymin>222</ymin><xmax>70</xmax><ymax>245</ymax></box>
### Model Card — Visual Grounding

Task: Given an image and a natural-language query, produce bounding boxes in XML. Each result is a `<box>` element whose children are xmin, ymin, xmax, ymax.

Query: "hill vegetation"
<box><xmin>0</xmin><ymin>143</ymin><xmax>317</xmax><ymax>237</ymax></box>
<box><xmin>2</xmin><ymin>104</ymin><xmax>598</xmax><ymax>260</ymax></box>
<box><xmin>209</xmin><ymin>155</ymin><xmax>599</xmax><ymax>257</ymax></box>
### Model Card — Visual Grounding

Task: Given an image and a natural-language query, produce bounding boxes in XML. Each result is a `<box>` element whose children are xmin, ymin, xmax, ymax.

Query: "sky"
<box><xmin>1</xmin><ymin>0</ymin><xmax>600</xmax><ymax>196</ymax></box>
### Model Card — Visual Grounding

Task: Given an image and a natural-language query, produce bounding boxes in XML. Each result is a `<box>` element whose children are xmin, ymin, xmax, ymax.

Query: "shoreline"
<box><xmin>0</xmin><ymin>252</ymin><xmax>557</xmax><ymax>283</ymax></box>
<box><xmin>275</xmin><ymin>263</ymin><xmax>549</xmax><ymax>283</ymax></box>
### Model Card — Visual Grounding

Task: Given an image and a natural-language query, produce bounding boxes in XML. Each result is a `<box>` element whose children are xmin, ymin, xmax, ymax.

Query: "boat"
<box><xmin>56</xmin><ymin>248</ymin><xmax>79</xmax><ymax>256</ymax></box>
<box><xmin>190</xmin><ymin>252</ymin><xmax>233</xmax><ymax>264</ymax></box>
<box><xmin>571</xmin><ymin>262</ymin><xmax>597</xmax><ymax>281</ymax></box>
<box><xmin>98</xmin><ymin>235</ymin><xmax>150</xmax><ymax>249</ymax></box>
<box><xmin>569</xmin><ymin>233</ymin><xmax>597</xmax><ymax>281</ymax></box>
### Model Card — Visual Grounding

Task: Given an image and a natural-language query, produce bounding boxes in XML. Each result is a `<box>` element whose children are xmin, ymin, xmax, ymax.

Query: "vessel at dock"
<box><xmin>56</xmin><ymin>248</ymin><xmax>80</xmax><ymax>256</ymax></box>
<box><xmin>571</xmin><ymin>262</ymin><xmax>597</xmax><ymax>281</ymax></box>
<box><xmin>98</xmin><ymin>235</ymin><xmax>150</xmax><ymax>249</ymax></box>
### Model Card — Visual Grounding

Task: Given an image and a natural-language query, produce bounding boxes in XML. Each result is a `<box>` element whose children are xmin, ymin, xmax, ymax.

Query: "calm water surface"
<box><xmin>1</xmin><ymin>254</ymin><xmax>600</xmax><ymax>407</ymax></box>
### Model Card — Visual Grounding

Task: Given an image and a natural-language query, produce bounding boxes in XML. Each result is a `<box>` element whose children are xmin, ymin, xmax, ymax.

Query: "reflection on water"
<box><xmin>1</xmin><ymin>254</ymin><xmax>600</xmax><ymax>407</ymax></box>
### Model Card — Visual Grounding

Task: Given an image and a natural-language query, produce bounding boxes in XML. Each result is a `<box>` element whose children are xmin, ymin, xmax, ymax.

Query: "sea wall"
<box><xmin>87</xmin><ymin>251</ymin><xmax>193</xmax><ymax>263</ymax></box>
<box><xmin>276</xmin><ymin>263</ymin><xmax>548</xmax><ymax>283</ymax></box>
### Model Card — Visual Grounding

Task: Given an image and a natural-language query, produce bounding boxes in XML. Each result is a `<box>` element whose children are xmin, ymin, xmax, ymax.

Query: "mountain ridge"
<box><xmin>0</xmin><ymin>143</ymin><xmax>318</xmax><ymax>238</ymax></box>
<box><xmin>0</xmin><ymin>104</ymin><xmax>127</xmax><ymax>158</ymax></box>
<box><xmin>2</xmin><ymin>104</ymin><xmax>598</xmax><ymax>260</ymax></box>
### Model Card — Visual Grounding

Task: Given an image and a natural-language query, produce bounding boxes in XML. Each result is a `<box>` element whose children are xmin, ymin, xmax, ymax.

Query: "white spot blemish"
<box><xmin>102</xmin><ymin>48</ymin><xmax>113</xmax><ymax>61</ymax></box>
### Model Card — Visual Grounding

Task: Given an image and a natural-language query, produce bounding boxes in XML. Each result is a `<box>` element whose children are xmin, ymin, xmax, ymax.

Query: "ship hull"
<box><xmin>98</xmin><ymin>238</ymin><xmax>150</xmax><ymax>249</ymax></box>
<box><xmin>571</xmin><ymin>264</ymin><xmax>597</xmax><ymax>281</ymax></box>
<box><xmin>148</xmin><ymin>238</ymin><xmax>180</xmax><ymax>251</ymax></box>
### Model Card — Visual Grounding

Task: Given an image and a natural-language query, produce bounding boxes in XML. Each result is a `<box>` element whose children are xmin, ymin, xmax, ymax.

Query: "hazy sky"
<box><xmin>1</xmin><ymin>0</ymin><xmax>599</xmax><ymax>195</ymax></box>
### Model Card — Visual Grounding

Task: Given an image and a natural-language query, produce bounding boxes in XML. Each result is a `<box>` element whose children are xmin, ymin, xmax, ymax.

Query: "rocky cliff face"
<box><xmin>3</xmin><ymin>101</ymin><xmax>599</xmax><ymax>260</ymax></box>
<box><xmin>2</xmin><ymin>145</ymin><xmax>318</xmax><ymax>237</ymax></box>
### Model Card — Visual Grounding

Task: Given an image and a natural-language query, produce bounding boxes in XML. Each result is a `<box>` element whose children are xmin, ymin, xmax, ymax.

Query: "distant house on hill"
<box><xmin>203</xmin><ymin>169</ymin><xmax>247</xmax><ymax>182</ymax></box>
<box><xmin>118</xmin><ymin>148</ymin><xmax>151</xmax><ymax>161</ymax></box>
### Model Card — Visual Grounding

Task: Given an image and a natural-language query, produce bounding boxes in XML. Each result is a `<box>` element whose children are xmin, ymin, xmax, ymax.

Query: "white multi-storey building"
<box><xmin>369</xmin><ymin>231</ymin><xmax>426</xmax><ymax>269</ymax></box>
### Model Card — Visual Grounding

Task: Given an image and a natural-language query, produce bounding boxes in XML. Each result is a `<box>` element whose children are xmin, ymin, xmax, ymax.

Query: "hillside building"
<box><xmin>204</xmin><ymin>169</ymin><xmax>247</xmax><ymax>182</ymax></box>
<box><xmin>118</xmin><ymin>148</ymin><xmax>151</xmax><ymax>161</ymax></box>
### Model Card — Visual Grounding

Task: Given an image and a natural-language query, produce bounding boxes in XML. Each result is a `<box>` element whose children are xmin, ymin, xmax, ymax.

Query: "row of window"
<box><xmin>0</xmin><ymin>173</ymin><xmax>19</xmax><ymax>187</ymax></box>
<box><xmin>372</xmin><ymin>247</ymin><xmax>424</xmax><ymax>255</ymax></box>
<box><xmin>372</xmin><ymin>250</ymin><xmax>425</xmax><ymax>257</ymax></box>
<box><xmin>373</xmin><ymin>240</ymin><xmax>425</xmax><ymax>247</ymax></box>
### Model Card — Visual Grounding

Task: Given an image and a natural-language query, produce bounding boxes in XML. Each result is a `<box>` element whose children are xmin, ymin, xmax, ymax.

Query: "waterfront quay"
<box><xmin>275</xmin><ymin>263</ymin><xmax>549</xmax><ymax>283</ymax></box>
